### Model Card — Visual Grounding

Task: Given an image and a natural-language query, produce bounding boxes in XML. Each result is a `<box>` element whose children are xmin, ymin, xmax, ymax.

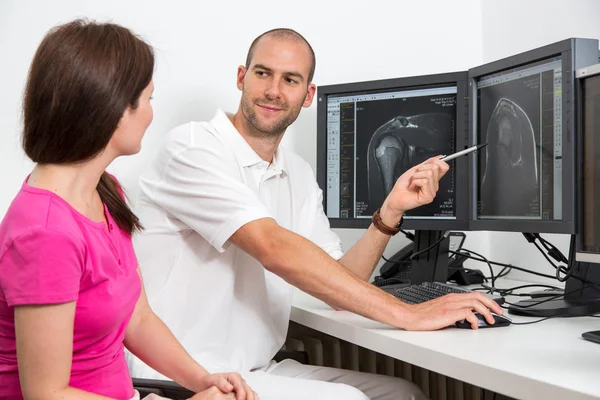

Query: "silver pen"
<box><xmin>440</xmin><ymin>143</ymin><xmax>488</xmax><ymax>162</ymax></box>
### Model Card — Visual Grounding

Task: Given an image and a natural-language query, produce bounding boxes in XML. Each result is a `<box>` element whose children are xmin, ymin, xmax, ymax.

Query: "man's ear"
<box><xmin>237</xmin><ymin>66</ymin><xmax>247</xmax><ymax>91</ymax></box>
<box><xmin>303</xmin><ymin>83</ymin><xmax>317</xmax><ymax>108</ymax></box>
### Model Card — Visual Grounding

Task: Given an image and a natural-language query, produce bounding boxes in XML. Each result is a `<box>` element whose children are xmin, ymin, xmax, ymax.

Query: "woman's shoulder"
<box><xmin>0</xmin><ymin>185</ymin><xmax>86</xmax><ymax>248</ymax></box>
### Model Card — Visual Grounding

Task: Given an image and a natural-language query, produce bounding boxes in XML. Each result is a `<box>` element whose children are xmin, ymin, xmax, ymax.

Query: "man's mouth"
<box><xmin>257</xmin><ymin>103</ymin><xmax>284</xmax><ymax>112</ymax></box>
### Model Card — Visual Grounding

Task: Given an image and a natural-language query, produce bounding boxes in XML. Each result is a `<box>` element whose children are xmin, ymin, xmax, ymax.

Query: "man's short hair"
<box><xmin>245</xmin><ymin>28</ymin><xmax>316</xmax><ymax>83</ymax></box>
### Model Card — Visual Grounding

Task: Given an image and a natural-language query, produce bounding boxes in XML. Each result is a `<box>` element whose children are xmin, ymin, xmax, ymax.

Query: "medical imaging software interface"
<box><xmin>326</xmin><ymin>86</ymin><xmax>457</xmax><ymax>220</ymax></box>
<box><xmin>476</xmin><ymin>57</ymin><xmax>563</xmax><ymax>220</ymax></box>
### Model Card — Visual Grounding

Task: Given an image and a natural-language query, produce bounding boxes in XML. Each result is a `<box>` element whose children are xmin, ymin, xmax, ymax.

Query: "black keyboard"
<box><xmin>392</xmin><ymin>282</ymin><xmax>504</xmax><ymax>305</ymax></box>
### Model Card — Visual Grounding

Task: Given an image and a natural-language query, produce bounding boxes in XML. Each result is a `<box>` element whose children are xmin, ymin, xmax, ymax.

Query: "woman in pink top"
<box><xmin>0</xmin><ymin>19</ymin><xmax>256</xmax><ymax>400</ymax></box>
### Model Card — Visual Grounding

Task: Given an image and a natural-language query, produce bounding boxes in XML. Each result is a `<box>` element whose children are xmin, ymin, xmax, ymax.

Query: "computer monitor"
<box><xmin>468</xmin><ymin>38</ymin><xmax>599</xmax><ymax>234</ymax></box>
<box><xmin>316</xmin><ymin>72</ymin><xmax>469</xmax><ymax>284</ymax></box>
<box><xmin>510</xmin><ymin>62</ymin><xmax>600</xmax><ymax>317</ymax></box>
<box><xmin>469</xmin><ymin>39</ymin><xmax>600</xmax><ymax>317</ymax></box>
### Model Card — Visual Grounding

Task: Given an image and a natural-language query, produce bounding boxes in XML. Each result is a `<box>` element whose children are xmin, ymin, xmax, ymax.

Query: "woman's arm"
<box><xmin>124</xmin><ymin>268</ymin><xmax>208</xmax><ymax>391</ymax></box>
<box><xmin>124</xmin><ymin>268</ymin><xmax>254</xmax><ymax>400</ymax></box>
<box><xmin>15</xmin><ymin>302</ymin><xmax>115</xmax><ymax>400</ymax></box>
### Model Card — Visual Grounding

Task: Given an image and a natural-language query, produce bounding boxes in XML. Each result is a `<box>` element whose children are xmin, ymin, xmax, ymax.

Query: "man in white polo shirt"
<box><xmin>128</xmin><ymin>29</ymin><xmax>503</xmax><ymax>399</ymax></box>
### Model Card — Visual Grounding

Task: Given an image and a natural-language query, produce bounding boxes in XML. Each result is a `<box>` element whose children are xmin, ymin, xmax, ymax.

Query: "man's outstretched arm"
<box><xmin>230</xmin><ymin>217</ymin><xmax>504</xmax><ymax>331</ymax></box>
<box><xmin>338</xmin><ymin>157</ymin><xmax>449</xmax><ymax>282</ymax></box>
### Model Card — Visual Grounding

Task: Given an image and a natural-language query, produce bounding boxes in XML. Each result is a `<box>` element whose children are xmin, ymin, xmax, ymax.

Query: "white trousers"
<box><xmin>132</xmin><ymin>359</ymin><xmax>428</xmax><ymax>400</ymax></box>
<box><xmin>241</xmin><ymin>359</ymin><xmax>428</xmax><ymax>400</ymax></box>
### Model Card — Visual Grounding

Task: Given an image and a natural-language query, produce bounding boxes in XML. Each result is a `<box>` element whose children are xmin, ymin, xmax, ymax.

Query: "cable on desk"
<box><xmin>501</xmin><ymin>282</ymin><xmax>600</xmax><ymax>311</ymax></box>
<box><xmin>522</xmin><ymin>232</ymin><xmax>569</xmax><ymax>266</ymax></box>
<box><xmin>518</xmin><ymin>235</ymin><xmax>600</xmax><ymax>290</ymax></box>
<box><xmin>493</xmin><ymin>266</ymin><xmax>511</xmax><ymax>280</ymax></box>
<box><xmin>536</xmin><ymin>234</ymin><xmax>569</xmax><ymax>264</ymax></box>
<box><xmin>448</xmin><ymin>250</ymin><xmax>557</xmax><ymax>280</ymax></box>
<box><xmin>532</xmin><ymin>240</ymin><xmax>568</xmax><ymax>275</ymax></box>
<box><xmin>450</xmin><ymin>249</ymin><xmax>600</xmax><ymax>291</ymax></box>
<box><xmin>450</xmin><ymin>247</ymin><xmax>600</xmax><ymax>306</ymax></box>
<box><xmin>391</xmin><ymin>237</ymin><xmax>600</xmax><ymax>292</ymax></box>
<box><xmin>380</xmin><ymin>255</ymin><xmax>412</xmax><ymax>266</ymax></box>
<box><xmin>454</xmin><ymin>248</ymin><xmax>496</xmax><ymax>290</ymax></box>
<box><xmin>509</xmin><ymin>312</ymin><xmax>600</xmax><ymax>325</ymax></box>
<box><xmin>480</xmin><ymin>283</ymin><xmax>562</xmax><ymax>297</ymax></box>
<box><xmin>499</xmin><ymin>289</ymin><xmax>582</xmax><ymax>309</ymax></box>
<box><xmin>410</xmin><ymin>231</ymin><xmax>449</xmax><ymax>260</ymax></box>
<box><xmin>525</xmin><ymin>233</ymin><xmax>576</xmax><ymax>283</ymax></box>
<box><xmin>401</xmin><ymin>232</ymin><xmax>580</xmax><ymax>284</ymax></box>
<box><xmin>510</xmin><ymin>317</ymin><xmax>551</xmax><ymax>325</ymax></box>
<box><xmin>556</xmin><ymin>235</ymin><xmax>576</xmax><ymax>283</ymax></box>
<box><xmin>400</xmin><ymin>229</ymin><xmax>414</xmax><ymax>241</ymax></box>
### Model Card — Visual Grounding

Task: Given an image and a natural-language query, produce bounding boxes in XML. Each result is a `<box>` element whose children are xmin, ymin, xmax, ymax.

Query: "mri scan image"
<box><xmin>352</xmin><ymin>92</ymin><xmax>456</xmax><ymax>218</ymax></box>
<box><xmin>476</xmin><ymin>69</ymin><xmax>548</xmax><ymax>218</ymax></box>
<box><xmin>368</xmin><ymin>113</ymin><xmax>451</xmax><ymax>201</ymax></box>
<box><xmin>351</xmin><ymin>92</ymin><xmax>457</xmax><ymax>218</ymax></box>
<box><xmin>479</xmin><ymin>97</ymin><xmax>539</xmax><ymax>216</ymax></box>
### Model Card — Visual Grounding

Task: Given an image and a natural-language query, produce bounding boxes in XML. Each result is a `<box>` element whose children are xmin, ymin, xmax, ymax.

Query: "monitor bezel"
<box><xmin>468</xmin><ymin>38</ymin><xmax>599</xmax><ymax>234</ymax></box>
<box><xmin>316</xmin><ymin>71</ymin><xmax>470</xmax><ymax>231</ymax></box>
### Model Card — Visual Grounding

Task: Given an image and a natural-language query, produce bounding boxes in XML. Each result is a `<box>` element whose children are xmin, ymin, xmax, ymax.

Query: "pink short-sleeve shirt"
<box><xmin>0</xmin><ymin>179</ymin><xmax>141</xmax><ymax>399</ymax></box>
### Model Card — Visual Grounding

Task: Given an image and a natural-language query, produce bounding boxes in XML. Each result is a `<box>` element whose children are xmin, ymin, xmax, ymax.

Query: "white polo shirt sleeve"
<box><xmin>143</xmin><ymin>124</ymin><xmax>272</xmax><ymax>253</ymax></box>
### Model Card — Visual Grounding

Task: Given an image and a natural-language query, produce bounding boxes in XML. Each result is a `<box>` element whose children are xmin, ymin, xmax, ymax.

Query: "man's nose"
<box><xmin>265</xmin><ymin>79</ymin><xmax>282</xmax><ymax>99</ymax></box>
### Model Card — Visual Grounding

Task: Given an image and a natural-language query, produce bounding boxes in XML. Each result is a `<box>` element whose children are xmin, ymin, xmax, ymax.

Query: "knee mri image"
<box><xmin>355</xmin><ymin>93</ymin><xmax>456</xmax><ymax>218</ymax></box>
<box><xmin>477</xmin><ymin>76</ymin><xmax>543</xmax><ymax>218</ymax></box>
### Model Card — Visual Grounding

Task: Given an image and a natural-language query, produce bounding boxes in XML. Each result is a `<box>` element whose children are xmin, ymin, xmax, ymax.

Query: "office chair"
<box><xmin>132</xmin><ymin>378</ymin><xmax>195</xmax><ymax>399</ymax></box>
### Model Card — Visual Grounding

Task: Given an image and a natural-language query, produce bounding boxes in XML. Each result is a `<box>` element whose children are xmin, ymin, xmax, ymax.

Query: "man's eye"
<box><xmin>286</xmin><ymin>78</ymin><xmax>298</xmax><ymax>84</ymax></box>
<box><xmin>256</xmin><ymin>71</ymin><xmax>269</xmax><ymax>77</ymax></box>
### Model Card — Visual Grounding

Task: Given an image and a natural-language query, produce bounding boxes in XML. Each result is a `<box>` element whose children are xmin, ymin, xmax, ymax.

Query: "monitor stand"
<box><xmin>410</xmin><ymin>230</ymin><xmax>450</xmax><ymax>285</ymax></box>
<box><xmin>508</xmin><ymin>260</ymin><xmax>600</xmax><ymax>317</ymax></box>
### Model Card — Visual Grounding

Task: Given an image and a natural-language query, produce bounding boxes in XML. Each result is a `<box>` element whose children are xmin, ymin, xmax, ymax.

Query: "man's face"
<box><xmin>237</xmin><ymin>36</ymin><xmax>316</xmax><ymax>137</ymax></box>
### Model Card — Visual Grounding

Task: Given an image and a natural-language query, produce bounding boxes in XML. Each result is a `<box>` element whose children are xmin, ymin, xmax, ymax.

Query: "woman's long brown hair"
<box><xmin>22</xmin><ymin>19</ymin><xmax>154</xmax><ymax>235</ymax></box>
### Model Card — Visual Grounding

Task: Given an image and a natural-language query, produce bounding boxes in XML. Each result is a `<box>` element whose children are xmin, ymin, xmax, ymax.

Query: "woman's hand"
<box><xmin>189</xmin><ymin>386</ymin><xmax>235</xmax><ymax>400</ymax></box>
<box><xmin>191</xmin><ymin>373</ymin><xmax>258</xmax><ymax>400</ymax></box>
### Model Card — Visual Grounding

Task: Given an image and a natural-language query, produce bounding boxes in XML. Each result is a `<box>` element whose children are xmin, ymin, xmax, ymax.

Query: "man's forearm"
<box><xmin>124</xmin><ymin>311</ymin><xmax>207</xmax><ymax>393</ymax></box>
<box><xmin>339</xmin><ymin>223</ymin><xmax>393</xmax><ymax>281</ymax></box>
<box><xmin>235</xmin><ymin>221</ymin><xmax>413</xmax><ymax>329</ymax></box>
<box><xmin>339</xmin><ymin>206</ymin><xmax>403</xmax><ymax>281</ymax></box>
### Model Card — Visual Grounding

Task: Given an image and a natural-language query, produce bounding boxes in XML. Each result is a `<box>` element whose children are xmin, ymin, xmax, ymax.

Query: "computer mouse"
<box><xmin>455</xmin><ymin>312</ymin><xmax>512</xmax><ymax>329</ymax></box>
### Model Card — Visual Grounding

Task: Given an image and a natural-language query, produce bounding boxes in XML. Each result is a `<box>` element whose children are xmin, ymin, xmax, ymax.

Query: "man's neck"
<box><xmin>229</xmin><ymin>111</ymin><xmax>284</xmax><ymax>163</ymax></box>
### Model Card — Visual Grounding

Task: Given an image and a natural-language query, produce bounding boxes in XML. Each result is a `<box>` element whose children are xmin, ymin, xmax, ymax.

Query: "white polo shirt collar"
<box><xmin>211</xmin><ymin>109</ymin><xmax>286</xmax><ymax>177</ymax></box>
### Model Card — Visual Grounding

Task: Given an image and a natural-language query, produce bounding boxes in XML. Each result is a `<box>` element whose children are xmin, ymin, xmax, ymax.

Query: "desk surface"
<box><xmin>290</xmin><ymin>279</ymin><xmax>600</xmax><ymax>400</ymax></box>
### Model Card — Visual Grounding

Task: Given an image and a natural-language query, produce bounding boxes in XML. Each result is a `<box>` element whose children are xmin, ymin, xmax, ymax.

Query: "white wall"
<box><xmin>482</xmin><ymin>0</ymin><xmax>600</xmax><ymax>63</ymax></box>
<box><xmin>2</xmin><ymin>1</ymin><xmax>599</xmax><ymax>283</ymax></box>
<box><xmin>0</xmin><ymin>0</ymin><xmax>488</xmax><ymax>269</ymax></box>
<box><xmin>480</xmin><ymin>0</ymin><xmax>600</xmax><ymax>283</ymax></box>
